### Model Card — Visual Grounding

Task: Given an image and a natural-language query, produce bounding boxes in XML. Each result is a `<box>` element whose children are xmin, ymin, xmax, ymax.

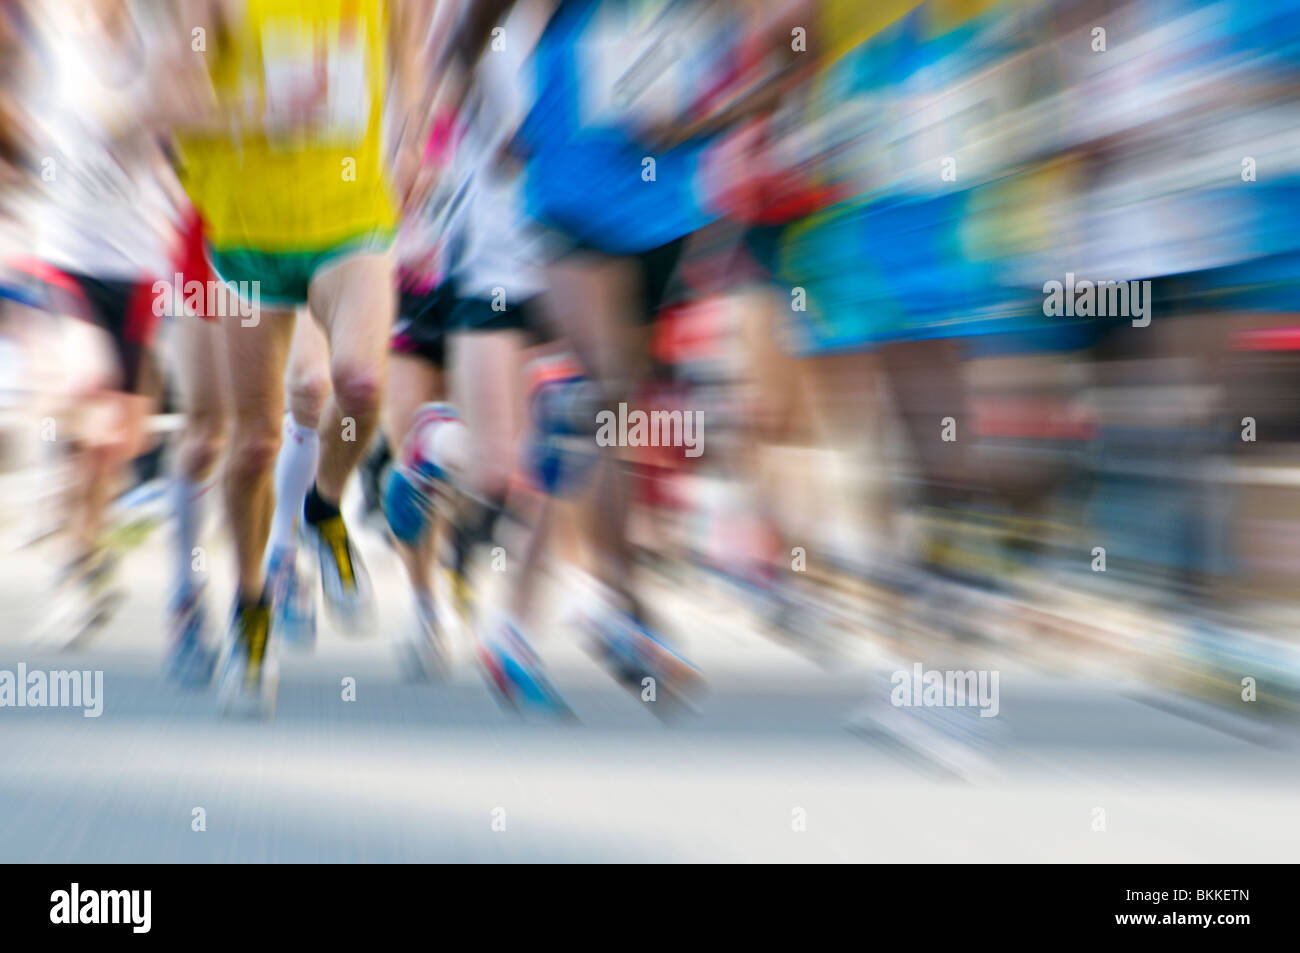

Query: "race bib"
<box><xmin>580</xmin><ymin>1</ymin><xmax>709</xmax><ymax>133</ymax></box>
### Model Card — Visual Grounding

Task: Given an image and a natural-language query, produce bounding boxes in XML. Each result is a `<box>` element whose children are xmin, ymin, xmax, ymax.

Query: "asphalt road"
<box><xmin>2</xmin><ymin>516</ymin><xmax>1297</xmax><ymax>862</ymax></box>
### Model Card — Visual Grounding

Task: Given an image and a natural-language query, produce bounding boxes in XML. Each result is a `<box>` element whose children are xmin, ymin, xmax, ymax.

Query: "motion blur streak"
<box><xmin>0</xmin><ymin>0</ymin><xmax>1298</xmax><ymax>862</ymax></box>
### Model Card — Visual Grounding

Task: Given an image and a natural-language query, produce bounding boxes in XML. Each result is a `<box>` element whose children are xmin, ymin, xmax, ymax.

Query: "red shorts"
<box><xmin>171</xmin><ymin>206</ymin><xmax>219</xmax><ymax>321</ymax></box>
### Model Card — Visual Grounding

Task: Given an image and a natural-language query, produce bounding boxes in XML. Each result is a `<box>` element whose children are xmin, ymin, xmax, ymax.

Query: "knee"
<box><xmin>181</xmin><ymin>412</ymin><xmax>227</xmax><ymax>480</ymax></box>
<box><xmin>227</xmin><ymin>418</ymin><xmax>280</xmax><ymax>479</ymax></box>
<box><xmin>287</xmin><ymin>370</ymin><xmax>330</xmax><ymax>427</ymax></box>
<box><xmin>330</xmin><ymin>361</ymin><xmax>382</xmax><ymax>419</ymax></box>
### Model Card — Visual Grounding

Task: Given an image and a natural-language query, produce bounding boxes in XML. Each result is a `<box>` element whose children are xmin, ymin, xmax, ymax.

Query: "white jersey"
<box><xmin>24</xmin><ymin>7</ymin><xmax>176</xmax><ymax>280</ymax></box>
<box><xmin>448</xmin><ymin>1</ymin><xmax>549</xmax><ymax>303</ymax></box>
<box><xmin>393</xmin><ymin>159</ymin><xmax>468</xmax><ymax>287</ymax></box>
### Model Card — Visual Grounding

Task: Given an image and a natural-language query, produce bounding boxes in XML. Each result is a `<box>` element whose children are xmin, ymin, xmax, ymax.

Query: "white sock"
<box><xmin>266</xmin><ymin>414</ymin><xmax>320</xmax><ymax>561</ymax></box>
<box><xmin>171</xmin><ymin>475</ymin><xmax>203</xmax><ymax>600</ymax></box>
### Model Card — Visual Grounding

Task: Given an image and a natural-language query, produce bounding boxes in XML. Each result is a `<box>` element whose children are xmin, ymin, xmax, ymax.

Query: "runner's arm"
<box><xmin>389</xmin><ymin>0</ymin><xmax>442</xmax><ymax>212</ymax></box>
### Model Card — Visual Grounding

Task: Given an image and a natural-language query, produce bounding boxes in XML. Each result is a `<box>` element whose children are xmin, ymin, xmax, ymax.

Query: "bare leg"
<box><xmin>449</xmin><ymin>329</ymin><xmax>527</xmax><ymax>614</ymax></box>
<box><xmin>222</xmin><ymin>307</ymin><xmax>296</xmax><ymax>602</ymax></box>
<box><xmin>381</xmin><ymin>351</ymin><xmax>444</xmax><ymax>595</ymax></box>
<box><xmin>175</xmin><ymin>316</ymin><xmax>228</xmax><ymax>485</ymax></box>
<box><xmin>285</xmin><ymin>312</ymin><xmax>331</xmax><ymax>430</ymax></box>
<box><xmin>72</xmin><ymin>390</ymin><xmax>150</xmax><ymax>557</ymax></box>
<box><xmin>55</xmin><ymin>315</ymin><xmax>140</xmax><ymax>560</ymax></box>
<box><xmin>171</xmin><ymin>315</ymin><xmax>228</xmax><ymax>604</ymax></box>
<box><xmin>307</xmin><ymin>252</ymin><xmax>395</xmax><ymax>504</ymax></box>
<box><xmin>544</xmin><ymin>253</ymin><xmax>642</xmax><ymax>610</ymax></box>
<box><xmin>451</xmin><ymin>330</ymin><xmax>526</xmax><ymax>503</ymax></box>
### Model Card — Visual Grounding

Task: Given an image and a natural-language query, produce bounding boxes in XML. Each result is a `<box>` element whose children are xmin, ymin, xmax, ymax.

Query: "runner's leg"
<box><xmin>222</xmin><ymin>306</ymin><xmax>296</xmax><ymax>602</ymax></box>
<box><xmin>172</xmin><ymin>314</ymin><xmax>227</xmax><ymax>591</ymax></box>
<box><xmin>268</xmin><ymin>312</ymin><xmax>329</xmax><ymax>556</ymax></box>
<box><xmin>308</xmin><ymin>252</ymin><xmax>394</xmax><ymax>505</ymax></box>
<box><xmin>382</xmin><ymin>350</ymin><xmax>444</xmax><ymax>595</ymax></box>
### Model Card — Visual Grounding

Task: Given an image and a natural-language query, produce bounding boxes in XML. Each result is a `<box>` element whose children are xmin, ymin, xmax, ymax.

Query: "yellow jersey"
<box><xmin>176</xmin><ymin>0</ymin><xmax>397</xmax><ymax>252</ymax></box>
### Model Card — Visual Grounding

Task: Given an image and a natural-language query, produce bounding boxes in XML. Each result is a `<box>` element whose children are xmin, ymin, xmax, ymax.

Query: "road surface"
<box><xmin>2</xmin><ymin>516</ymin><xmax>1297</xmax><ymax>862</ymax></box>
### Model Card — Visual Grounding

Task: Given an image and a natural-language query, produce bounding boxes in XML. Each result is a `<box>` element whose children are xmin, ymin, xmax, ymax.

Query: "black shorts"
<box><xmin>636</xmin><ymin>237</ymin><xmax>687</xmax><ymax>322</ymax></box>
<box><xmin>390</xmin><ymin>282</ymin><xmax>457</xmax><ymax>367</ymax></box>
<box><xmin>453</xmin><ymin>293</ymin><xmax>549</xmax><ymax>340</ymax></box>
<box><xmin>58</xmin><ymin>271</ymin><xmax>155</xmax><ymax>393</ymax></box>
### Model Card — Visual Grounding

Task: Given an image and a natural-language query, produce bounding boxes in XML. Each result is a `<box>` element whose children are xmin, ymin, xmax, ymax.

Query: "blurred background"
<box><xmin>1</xmin><ymin>0</ymin><xmax>1299</xmax><ymax>862</ymax></box>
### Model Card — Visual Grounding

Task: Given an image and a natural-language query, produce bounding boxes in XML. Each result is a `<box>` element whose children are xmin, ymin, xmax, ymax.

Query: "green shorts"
<box><xmin>208</xmin><ymin>231</ymin><xmax>393</xmax><ymax>307</ymax></box>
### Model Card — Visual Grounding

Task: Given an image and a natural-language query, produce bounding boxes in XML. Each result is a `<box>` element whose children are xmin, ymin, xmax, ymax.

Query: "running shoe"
<box><xmin>265</xmin><ymin>544</ymin><xmax>317</xmax><ymax>649</ymax></box>
<box><xmin>395</xmin><ymin>592</ymin><xmax>450</xmax><ymax>681</ymax></box>
<box><xmin>475</xmin><ymin>615</ymin><xmax>569</xmax><ymax>714</ymax></box>
<box><xmin>104</xmin><ymin>477</ymin><xmax>169</xmax><ymax>554</ymax></box>
<box><xmin>43</xmin><ymin>549</ymin><xmax>122</xmax><ymax>648</ymax></box>
<box><xmin>302</xmin><ymin>513</ymin><xmax>374</xmax><ymax>632</ymax></box>
<box><xmin>585</xmin><ymin>606</ymin><xmax>703</xmax><ymax>702</ymax></box>
<box><xmin>216</xmin><ymin>599</ymin><xmax>278</xmax><ymax>718</ymax></box>
<box><xmin>165</xmin><ymin>582</ymin><xmax>217</xmax><ymax>687</ymax></box>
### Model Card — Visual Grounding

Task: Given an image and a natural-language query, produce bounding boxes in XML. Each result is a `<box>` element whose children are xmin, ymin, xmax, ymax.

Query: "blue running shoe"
<box><xmin>165</xmin><ymin>583</ymin><xmax>217</xmax><ymax>687</ymax></box>
<box><xmin>475</xmin><ymin>617</ymin><xmax>569</xmax><ymax>714</ymax></box>
<box><xmin>265</xmin><ymin>545</ymin><xmax>316</xmax><ymax>649</ymax></box>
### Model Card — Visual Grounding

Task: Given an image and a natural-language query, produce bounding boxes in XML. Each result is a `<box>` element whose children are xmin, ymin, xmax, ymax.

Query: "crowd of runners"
<box><xmin>0</xmin><ymin>0</ymin><xmax>1298</xmax><ymax>719</ymax></box>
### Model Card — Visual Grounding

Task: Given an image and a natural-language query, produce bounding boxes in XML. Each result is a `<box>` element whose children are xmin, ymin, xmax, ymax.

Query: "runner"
<box><xmin>20</xmin><ymin>0</ymin><xmax>180</xmax><ymax>645</ymax></box>
<box><xmin>381</xmin><ymin>127</ymin><xmax>461</xmax><ymax>677</ymax></box>
<box><xmin>166</xmin><ymin>0</ymin><xmax>431</xmax><ymax>715</ymax></box>
<box><xmin>437</xmin><ymin>0</ymin><xmax>774</xmax><ymax>707</ymax></box>
<box><xmin>163</xmin><ymin>200</ymin><xmax>230</xmax><ymax>685</ymax></box>
<box><xmin>380</xmin><ymin>0</ymin><xmax>551</xmax><ymax>683</ymax></box>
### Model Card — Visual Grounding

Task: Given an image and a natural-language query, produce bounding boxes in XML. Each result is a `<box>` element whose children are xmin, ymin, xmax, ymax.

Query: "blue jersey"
<box><xmin>516</xmin><ymin>0</ymin><xmax>729</xmax><ymax>254</ymax></box>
